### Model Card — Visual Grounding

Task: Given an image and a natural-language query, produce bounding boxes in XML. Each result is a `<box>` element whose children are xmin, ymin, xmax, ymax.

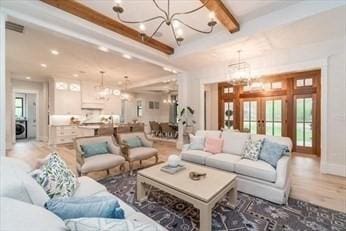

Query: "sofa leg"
<box><xmin>76</xmin><ymin>169</ymin><xmax>81</xmax><ymax>177</ymax></box>
<box><xmin>120</xmin><ymin>164</ymin><xmax>125</xmax><ymax>173</ymax></box>
<box><xmin>129</xmin><ymin>162</ymin><xmax>133</xmax><ymax>176</ymax></box>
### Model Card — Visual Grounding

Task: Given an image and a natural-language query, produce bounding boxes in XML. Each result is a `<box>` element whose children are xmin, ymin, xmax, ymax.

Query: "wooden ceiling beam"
<box><xmin>40</xmin><ymin>0</ymin><xmax>174</xmax><ymax>55</ymax></box>
<box><xmin>200</xmin><ymin>0</ymin><xmax>239</xmax><ymax>33</ymax></box>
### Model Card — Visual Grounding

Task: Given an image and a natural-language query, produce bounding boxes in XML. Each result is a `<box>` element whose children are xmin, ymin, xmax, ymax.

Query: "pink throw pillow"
<box><xmin>204</xmin><ymin>137</ymin><xmax>223</xmax><ymax>154</ymax></box>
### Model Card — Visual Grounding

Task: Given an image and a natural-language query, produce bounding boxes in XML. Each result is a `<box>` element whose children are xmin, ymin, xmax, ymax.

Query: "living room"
<box><xmin>0</xmin><ymin>1</ymin><xmax>345</xmax><ymax>231</ymax></box>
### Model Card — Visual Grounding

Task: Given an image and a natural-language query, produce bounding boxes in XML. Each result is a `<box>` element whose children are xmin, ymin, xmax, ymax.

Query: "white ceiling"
<box><xmin>79</xmin><ymin>0</ymin><xmax>301</xmax><ymax>48</ymax></box>
<box><xmin>173</xmin><ymin>5</ymin><xmax>346</xmax><ymax>70</ymax></box>
<box><xmin>6</xmin><ymin>22</ymin><xmax>172</xmax><ymax>84</ymax></box>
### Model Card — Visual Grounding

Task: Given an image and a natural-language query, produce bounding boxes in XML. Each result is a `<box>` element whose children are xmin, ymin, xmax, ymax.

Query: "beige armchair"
<box><xmin>74</xmin><ymin>136</ymin><xmax>126</xmax><ymax>176</ymax></box>
<box><xmin>117</xmin><ymin>132</ymin><xmax>158</xmax><ymax>173</ymax></box>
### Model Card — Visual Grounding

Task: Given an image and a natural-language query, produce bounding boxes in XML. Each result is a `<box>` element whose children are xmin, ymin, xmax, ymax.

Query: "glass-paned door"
<box><xmin>262</xmin><ymin>97</ymin><xmax>286</xmax><ymax>136</ymax></box>
<box><xmin>295</xmin><ymin>95</ymin><xmax>314</xmax><ymax>153</ymax></box>
<box><xmin>241</xmin><ymin>99</ymin><xmax>258</xmax><ymax>134</ymax></box>
<box><xmin>224</xmin><ymin>101</ymin><xmax>234</xmax><ymax>129</ymax></box>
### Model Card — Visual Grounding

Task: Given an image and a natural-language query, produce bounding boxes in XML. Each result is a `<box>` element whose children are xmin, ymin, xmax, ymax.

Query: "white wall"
<box><xmin>9</xmin><ymin>79</ymin><xmax>49</xmax><ymax>144</ymax></box>
<box><xmin>204</xmin><ymin>83</ymin><xmax>219</xmax><ymax>130</ymax></box>
<box><xmin>187</xmin><ymin>37</ymin><xmax>346</xmax><ymax>176</ymax></box>
<box><xmin>132</xmin><ymin>93</ymin><xmax>170</xmax><ymax>133</ymax></box>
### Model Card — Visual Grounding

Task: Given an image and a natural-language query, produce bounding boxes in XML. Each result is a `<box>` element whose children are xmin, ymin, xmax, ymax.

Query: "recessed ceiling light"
<box><xmin>40</xmin><ymin>63</ymin><xmax>47</xmax><ymax>68</ymax></box>
<box><xmin>25</xmin><ymin>76</ymin><xmax>31</xmax><ymax>80</ymax></box>
<box><xmin>50</xmin><ymin>49</ymin><xmax>59</xmax><ymax>55</ymax></box>
<box><xmin>98</xmin><ymin>46</ymin><xmax>109</xmax><ymax>52</ymax></box>
<box><xmin>73</xmin><ymin>74</ymin><xmax>79</xmax><ymax>77</ymax></box>
<box><xmin>122</xmin><ymin>54</ymin><xmax>132</xmax><ymax>59</ymax></box>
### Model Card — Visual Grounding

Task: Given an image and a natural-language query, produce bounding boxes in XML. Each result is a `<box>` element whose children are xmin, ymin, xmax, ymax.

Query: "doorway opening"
<box><xmin>214</xmin><ymin>70</ymin><xmax>321</xmax><ymax>155</ymax></box>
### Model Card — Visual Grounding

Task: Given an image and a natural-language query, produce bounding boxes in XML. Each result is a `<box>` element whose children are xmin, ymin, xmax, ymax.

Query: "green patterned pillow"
<box><xmin>32</xmin><ymin>153</ymin><xmax>78</xmax><ymax>199</ymax></box>
<box><xmin>242</xmin><ymin>139</ymin><xmax>263</xmax><ymax>161</ymax></box>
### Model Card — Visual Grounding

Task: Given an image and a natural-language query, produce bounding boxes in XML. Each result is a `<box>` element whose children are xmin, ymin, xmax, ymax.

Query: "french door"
<box><xmin>294</xmin><ymin>95</ymin><xmax>316</xmax><ymax>154</ymax></box>
<box><xmin>240</xmin><ymin>97</ymin><xmax>287</xmax><ymax>136</ymax></box>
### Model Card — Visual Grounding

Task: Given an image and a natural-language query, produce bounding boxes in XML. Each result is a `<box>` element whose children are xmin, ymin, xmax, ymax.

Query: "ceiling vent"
<box><xmin>6</xmin><ymin>21</ymin><xmax>24</xmax><ymax>33</ymax></box>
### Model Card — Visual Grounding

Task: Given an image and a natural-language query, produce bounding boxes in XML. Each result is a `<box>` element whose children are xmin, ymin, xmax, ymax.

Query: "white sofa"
<box><xmin>181</xmin><ymin>130</ymin><xmax>292</xmax><ymax>204</ymax></box>
<box><xmin>0</xmin><ymin>157</ymin><xmax>166</xmax><ymax>231</ymax></box>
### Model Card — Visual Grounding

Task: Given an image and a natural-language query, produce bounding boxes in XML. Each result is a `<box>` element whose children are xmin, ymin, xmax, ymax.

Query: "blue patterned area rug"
<box><xmin>99</xmin><ymin>173</ymin><xmax>345</xmax><ymax>231</ymax></box>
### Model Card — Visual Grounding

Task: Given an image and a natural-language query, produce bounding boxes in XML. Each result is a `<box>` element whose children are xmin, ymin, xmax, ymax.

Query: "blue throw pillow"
<box><xmin>124</xmin><ymin>136</ymin><xmax>142</xmax><ymax>149</ymax></box>
<box><xmin>80</xmin><ymin>142</ymin><xmax>109</xmax><ymax>158</ymax></box>
<box><xmin>259</xmin><ymin>139</ymin><xmax>288</xmax><ymax>168</ymax></box>
<box><xmin>45</xmin><ymin>196</ymin><xmax>125</xmax><ymax>220</ymax></box>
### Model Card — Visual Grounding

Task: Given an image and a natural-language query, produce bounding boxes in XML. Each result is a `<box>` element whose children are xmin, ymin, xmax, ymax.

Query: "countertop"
<box><xmin>78</xmin><ymin>125</ymin><xmax>119</xmax><ymax>129</ymax></box>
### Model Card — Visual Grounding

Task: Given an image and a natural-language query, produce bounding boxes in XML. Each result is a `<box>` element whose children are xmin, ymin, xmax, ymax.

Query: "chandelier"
<box><xmin>227</xmin><ymin>50</ymin><xmax>253</xmax><ymax>86</ymax></box>
<box><xmin>95</xmin><ymin>71</ymin><xmax>112</xmax><ymax>101</ymax></box>
<box><xmin>113</xmin><ymin>0</ymin><xmax>217</xmax><ymax>46</ymax></box>
<box><xmin>120</xmin><ymin>76</ymin><xmax>130</xmax><ymax>101</ymax></box>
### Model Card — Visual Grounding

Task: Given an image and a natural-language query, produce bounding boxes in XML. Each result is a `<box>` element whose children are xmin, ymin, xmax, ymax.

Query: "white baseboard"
<box><xmin>320</xmin><ymin>162</ymin><xmax>346</xmax><ymax>177</ymax></box>
<box><xmin>38</xmin><ymin>136</ymin><xmax>48</xmax><ymax>142</ymax></box>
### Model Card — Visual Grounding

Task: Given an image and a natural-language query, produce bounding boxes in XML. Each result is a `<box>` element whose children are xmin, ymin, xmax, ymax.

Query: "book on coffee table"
<box><xmin>160</xmin><ymin>164</ymin><xmax>186</xmax><ymax>174</ymax></box>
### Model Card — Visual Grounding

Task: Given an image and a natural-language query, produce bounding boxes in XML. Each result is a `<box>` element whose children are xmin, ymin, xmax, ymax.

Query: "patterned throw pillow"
<box><xmin>242</xmin><ymin>139</ymin><xmax>263</xmax><ymax>161</ymax></box>
<box><xmin>32</xmin><ymin>153</ymin><xmax>78</xmax><ymax>199</ymax></box>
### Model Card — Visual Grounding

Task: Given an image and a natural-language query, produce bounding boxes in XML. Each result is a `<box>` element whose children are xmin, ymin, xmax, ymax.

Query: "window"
<box><xmin>224</xmin><ymin>101</ymin><xmax>234</xmax><ymax>129</ymax></box>
<box><xmin>69</xmin><ymin>83</ymin><xmax>80</xmax><ymax>92</ymax></box>
<box><xmin>15</xmin><ymin>97</ymin><xmax>24</xmax><ymax>118</ymax></box>
<box><xmin>56</xmin><ymin>82</ymin><xmax>68</xmax><ymax>90</ymax></box>
<box><xmin>296</xmin><ymin>97</ymin><xmax>313</xmax><ymax>147</ymax></box>
<box><xmin>223</xmin><ymin>87</ymin><xmax>233</xmax><ymax>94</ymax></box>
<box><xmin>136</xmin><ymin>101</ymin><xmax>143</xmax><ymax>117</ymax></box>
<box><xmin>265</xmin><ymin>99</ymin><xmax>282</xmax><ymax>136</ymax></box>
<box><xmin>242</xmin><ymin>100</ymin><xmax>257</xmax><ymax>134</ymax></box>
<box><xmin>296</xmin><ymin>78</ymin><xmax>313</xmax><ymax>87</ymax></box>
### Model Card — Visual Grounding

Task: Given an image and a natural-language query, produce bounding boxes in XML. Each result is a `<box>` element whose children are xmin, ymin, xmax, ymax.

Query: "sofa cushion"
<box><xmin>204</xmin><ymin>137</ymin><xmax>224</xmax><ymax>154</ymax></box>
<box><xmin>195</xmin><ymin>130</ymin><xmax>222</xmax><ymax>138</ymax></box>
<box><xmin>32</xmin><ymin>153</ymin><xmax>79</xmax><ymax>199</ymax></box>
<box><xmin>128</xmin><ymin>147</ymin><xmax>157</xmax><ymax>161</ymax></box>
<box><xmin>124</xmin><ymin>136</ymin><xmax>143</xmax><ymax>149</ymax></box>
<box><xmin>180</xmin><ymin>150</ymin><xmax>212</xmax><ymax>165</ymax></box>
<box><xmin>205</xmin><ymin>153</ymin><xmax>241</xmax><ymax>172</ymax></box>
<box><xmin>45</xmin><ymin>196</ymin><xmax>124</xmax><ymax>220</ymax></box>
<box><xmin>241</xmin><ymin>138</ymin><xmax>263</xmax><ymax>161</ymax></box>
<box><xmin>189</xmin><ymin>134</ymin><xmax>205</xmax><ymax>150</ymax></box>
<box><xmin>66</xmin><ymin>217</ymin><xmax>166</xmax><ymax>231</ymax></box>
<box><xmin>251</xmin><ymin>134</ymin><xmax>292</xmax><ymax>153</ymax></box>
<box><xmin>0</xmin><ymin>197</ymin><xmax>66</xmax><ymax>231</ymax></box>
<box><xmin>222</xmin><ymin>131</ymin><xmax>250</xmax><ymax>155</ymax></box>
<box><xmin>73</xmin><ymin>176</ymin><xmax>107</xmax><ymax>197</ymax></box>
<box><xmin>0</xmin><ymin>157</ymin><xmax>49</xmax><ymax>207</ymax></box>
<box><xmin>235</xmin><ymin>159</ymin><xmax>276</xmax><ymax>182</ymax></box>
<box><xmin>81</xmin><ymin>154</ymin><xmax>125</xmax><ymax>174</ymax></box>
<box><xmin>81</xmin><ymin>142</ymin><xmax>110</xmax><ymax>158</ymax></box>
<box><xmin>259</xmin><ymin>139</ymin><xmax>288</xmax><ymax>168</ymax></box>
<box><xmin>126</xmin><ymin>212</ymin><xmax>167</xmax><ymax>231</ymax></box>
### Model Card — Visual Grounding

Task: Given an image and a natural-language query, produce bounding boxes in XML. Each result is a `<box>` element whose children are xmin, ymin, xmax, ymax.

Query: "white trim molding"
<box><xmin>320</xmin><ymin>162</ymin><xmax>346</xmax><ymax>177</ymax></box>
<box><xmin>0</xmin><ymin>12</ymin><xmax>6</xmax><ymax>156</ymax></box>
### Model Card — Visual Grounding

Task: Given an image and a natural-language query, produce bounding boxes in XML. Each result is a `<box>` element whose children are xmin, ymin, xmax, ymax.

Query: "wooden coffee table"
<box><xmin>137</xmin><ymin>161</ymin><xmax>237</xmax><ymax>231</ymax></box>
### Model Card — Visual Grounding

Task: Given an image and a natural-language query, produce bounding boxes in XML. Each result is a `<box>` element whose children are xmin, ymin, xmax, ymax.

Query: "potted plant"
<box><xmin>178</xmin><ymin>106</ymin><xmax>196</xmax><ymax>141</ymax></box>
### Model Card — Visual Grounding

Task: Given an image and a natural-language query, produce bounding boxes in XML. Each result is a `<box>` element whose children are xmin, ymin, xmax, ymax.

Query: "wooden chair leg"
<box><xmin>155</xmin><ymin>154</ymin><xmax>159</xmax><ymax>163</ymax></box>
<box><xmin>120</xmin><ymin>164</ymin><xmax>125</xmax><ymax>173</ymax></box>
<box><xmin>106</xmin><ymin>169</ymin><xmax>110</xmax><ymax>175</ymax></box>
<box><xmin>129</xmin><ymin>161</ymin><xmax>133</xmax><ymax>176</ymax></box>
<box><xmin>139</xmin><ymin>160</ymin><xmax>143</xmax><ymax>166</ymax></box>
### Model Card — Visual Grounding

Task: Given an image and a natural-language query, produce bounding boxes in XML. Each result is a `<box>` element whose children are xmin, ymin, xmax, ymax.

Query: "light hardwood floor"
<box><xmin>6</xmin><ymin>140</ymin><xmax>346</xmax><ymax>213</ymax></box>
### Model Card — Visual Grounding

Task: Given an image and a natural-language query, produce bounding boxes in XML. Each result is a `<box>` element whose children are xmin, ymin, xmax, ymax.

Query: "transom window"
<box><xmin>296</xmin><ymin>78</ymin><xmax>313</xmax><ymax>87</ymax></box>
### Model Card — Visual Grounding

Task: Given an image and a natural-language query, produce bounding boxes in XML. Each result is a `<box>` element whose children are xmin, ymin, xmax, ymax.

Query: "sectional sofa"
<box><xmin>0</xmin><ymin>157</ymin><xmax>166</xmax><ymax>231</ymax></box>
<box><xmin>181</xmin><ymin>130</ymin><xmax>292</xmax><ymax>204</ymax></box>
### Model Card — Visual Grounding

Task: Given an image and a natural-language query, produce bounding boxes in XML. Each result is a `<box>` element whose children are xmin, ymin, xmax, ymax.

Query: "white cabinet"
<box><xmin>49</xmin><ymin>125</ymin><xmax>79</xmax><ymax>145</ymax></box>
<box><xmin>50</xmin><ymin>79</ymin><xmax>82</xmax><ymax>115</ymax></box>
<box><xmin>102</xmin><ymin>95</ymin><xmax>121</xmax><ymax>115</ymax></box>
<box><xmin>81</xmin><ymin>81</ymin><xmax>104</xmax><ymax>108</ymax></box>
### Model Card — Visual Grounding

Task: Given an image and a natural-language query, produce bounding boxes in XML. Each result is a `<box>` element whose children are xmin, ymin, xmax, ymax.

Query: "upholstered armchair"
<box><xmin>74</xmin><ymin>136</ymin><xmax>126</xmax><ymax>176</ymax></box>
<box><xmin>116</xmin><ymin>132</ymin><xmax>159</xmax><ymax>173</ymax></box>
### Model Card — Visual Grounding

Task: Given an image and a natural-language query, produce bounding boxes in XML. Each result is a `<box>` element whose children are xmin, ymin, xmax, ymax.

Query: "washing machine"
<box><xmin>16</xmin><ymin>120</ymin><xmax>27</xmax><ymax>139</ymax></box>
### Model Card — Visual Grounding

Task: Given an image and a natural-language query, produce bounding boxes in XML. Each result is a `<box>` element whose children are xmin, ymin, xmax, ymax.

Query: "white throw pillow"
<box><xmin>222</xmin><ymin>131</ymin><xmax>250</xmax><ymax>155</ymax></box>
<box><xmin>189</xmin><ymin>134</ymin><xmax>205</xmax><ymax>150</ymax></box>
<box><xmin>0</xmin><ymin>157</ymin><xmax>49</xmax><ymax>206</ymax></box>
<box><xmin>0</xmin><ymin>197</ymin><xmax>66</xmax><ymax>231</ymax></box>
